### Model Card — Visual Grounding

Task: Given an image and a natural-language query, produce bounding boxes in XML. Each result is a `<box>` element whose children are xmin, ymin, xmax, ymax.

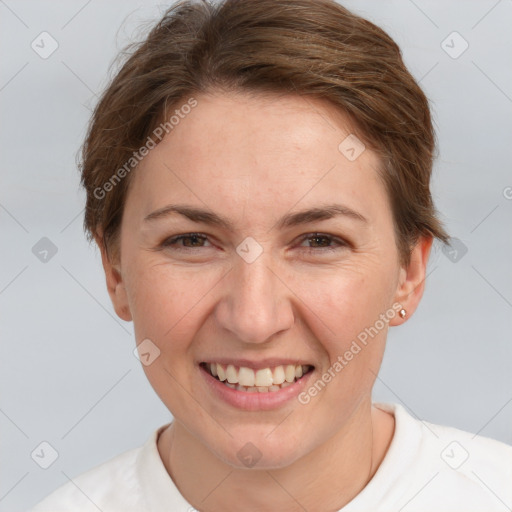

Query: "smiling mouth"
<box><xmin>200</xmin><ymin>362</ymin><xmax>314</xmax><ymax>393</ymax></box>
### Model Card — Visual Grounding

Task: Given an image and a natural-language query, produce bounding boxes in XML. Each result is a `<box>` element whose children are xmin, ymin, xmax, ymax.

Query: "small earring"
<box><xmin>399</xmin><ymin>309</ymin><xmax>407</xmax><ymax>319</ymax></box>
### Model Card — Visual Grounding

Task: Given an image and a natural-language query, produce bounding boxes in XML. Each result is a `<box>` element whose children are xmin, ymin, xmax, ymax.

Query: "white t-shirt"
<box><xmin>29</xmin><ymin>402</ymin><xmax>512</xmax><ymax>512</ymax></box>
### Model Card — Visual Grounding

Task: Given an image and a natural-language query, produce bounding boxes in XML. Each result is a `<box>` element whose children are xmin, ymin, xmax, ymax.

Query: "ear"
<box><xmin>94</xmin><ymin>230</ymin><xmax>132</xmax><ymax>322</ymax></box>
<box><xmin>389</xmin><ymin>235</ymin><xmax>433</xmax><ymax>326</ymax></box>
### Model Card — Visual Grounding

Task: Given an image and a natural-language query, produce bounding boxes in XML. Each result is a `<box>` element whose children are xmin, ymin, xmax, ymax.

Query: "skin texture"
<box><xmin>97</xmin><ymin>91</ymin><xmax>432</xmax><ymax>511</ymax></box>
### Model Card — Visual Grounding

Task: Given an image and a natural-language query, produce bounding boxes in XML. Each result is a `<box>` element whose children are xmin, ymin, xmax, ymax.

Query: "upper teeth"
<box><xmin>208</xmin><ymin>363</ymin><xmax>309</xmax><ymax>387</ymax></box>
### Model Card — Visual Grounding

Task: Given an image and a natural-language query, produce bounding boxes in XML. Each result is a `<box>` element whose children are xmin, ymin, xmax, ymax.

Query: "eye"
<box><xmin>159</xmin><ymin>232</ymin><xmax>348</xmax><ymax>254</ymax></box>
<box><xmin>297</xmin><ymin>233</ymin><xmax>348</xmax><ymax>254</ymax></box>
<box><xmin>161</xmin><ymin>233</ymin><xmax>212</xmax><ymax>250</ymax></box>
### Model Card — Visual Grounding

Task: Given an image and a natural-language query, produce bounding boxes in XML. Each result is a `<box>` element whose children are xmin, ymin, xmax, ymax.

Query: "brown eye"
<box><xmin>298</xmin><ymin>233</ymin><xmax>347</xmax><ymax>254</ymax></box>
<box><xmin>161</xmin><ymin>233</ymin><xmax>211</xmax><ymax>249</ymax></box>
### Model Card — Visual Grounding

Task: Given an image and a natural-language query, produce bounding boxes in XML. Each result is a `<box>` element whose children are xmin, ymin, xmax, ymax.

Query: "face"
<box><xmin>104</xmin><ymin>91</ymin><xmax>422</xmax><ymax>468</ymax></box>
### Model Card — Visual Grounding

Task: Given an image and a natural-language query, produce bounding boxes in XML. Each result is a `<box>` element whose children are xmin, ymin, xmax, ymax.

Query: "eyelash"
<box><xmin>160</xmin><ymin>232</ymin><xmax>348</xmax><ymax>254</ymax></box>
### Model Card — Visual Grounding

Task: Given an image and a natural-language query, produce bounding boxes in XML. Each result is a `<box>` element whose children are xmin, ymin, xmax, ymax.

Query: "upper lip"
<box><xmin>200</xmin><ymin>358</ymin><xmax>314</xmax><ymax>370</ymax></box>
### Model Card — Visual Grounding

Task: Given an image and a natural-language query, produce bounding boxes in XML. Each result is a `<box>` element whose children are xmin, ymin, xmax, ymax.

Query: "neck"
<box><xmin>157</xmin><ymin>400</ymin><xmax>394</xmax><ymax>511</ymax></box>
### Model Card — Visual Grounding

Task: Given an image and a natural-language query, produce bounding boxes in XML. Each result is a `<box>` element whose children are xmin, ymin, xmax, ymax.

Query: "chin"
<box><xmin>210</xmin><ymin>427</ymin><xmax>308</xmax><ymax>470</ymax></box>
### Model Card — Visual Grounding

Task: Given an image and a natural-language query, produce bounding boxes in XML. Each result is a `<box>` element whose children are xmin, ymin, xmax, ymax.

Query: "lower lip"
<box><xmin>200</xmin><ymin>365</ymin><xmax>314</xmax><ymax>411</ymax></box>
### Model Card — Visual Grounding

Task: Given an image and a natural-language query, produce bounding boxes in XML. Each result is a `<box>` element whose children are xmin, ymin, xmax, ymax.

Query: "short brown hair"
<box><xmin>80</xmin><ymin>0</ymin><xmax>449</xmax><ymax>267</ymax></box>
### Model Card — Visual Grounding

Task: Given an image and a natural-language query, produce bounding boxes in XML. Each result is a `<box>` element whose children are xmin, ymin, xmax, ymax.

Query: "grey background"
<box><xmin>1</xmin><ymin>0</ymin><xmax>511</xmax><ymax>510</ymax></box>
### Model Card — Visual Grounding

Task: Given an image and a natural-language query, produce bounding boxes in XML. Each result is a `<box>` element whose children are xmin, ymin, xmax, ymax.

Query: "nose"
<box><xmin>214</xmin><ymin>253</ymin><xmax>295</xmax><ymax>344</ymax></box>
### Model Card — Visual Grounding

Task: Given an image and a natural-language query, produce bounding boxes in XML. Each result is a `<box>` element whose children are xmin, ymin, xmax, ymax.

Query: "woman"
<box><xmin>30</xmin><ymin>0</ymin><xmax>512</xmax><ymax>510</ymax></box>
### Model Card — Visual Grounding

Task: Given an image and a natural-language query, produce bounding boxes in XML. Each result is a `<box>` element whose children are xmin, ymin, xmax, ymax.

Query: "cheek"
<box><xmin>290</xmin><ymin>258</ymin><xmax>395</xmax><ymax>347</ymax></box>
<box><xmin>125</xmin><ymin>259</ymin><xmax>223</xmax><ymax>347</ymax></box>
<box><xmin>125</xmin><ymin>261</ymin><xmax>222</xmax><ymax>414</ymax></box>
<box><xmin>288</xmin><ymin>261</ymin><xmax>396</xmax><ymax>413</ymax></box>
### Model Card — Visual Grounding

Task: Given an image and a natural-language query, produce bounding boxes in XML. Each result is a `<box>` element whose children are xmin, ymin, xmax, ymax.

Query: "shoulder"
<box><xmin>421</xmin><ymin>414</ymin><xmax>512</xmax><ymax>486</ymax></box>
<box><xmin>29</xmin><ymin>440</ymin><xmax>146</xmax><ymax>512</ymax></box>
<box><xmin>381</xmin><ymin>402</ymin><xmax>512</xmax><ymax>510</ymax></box>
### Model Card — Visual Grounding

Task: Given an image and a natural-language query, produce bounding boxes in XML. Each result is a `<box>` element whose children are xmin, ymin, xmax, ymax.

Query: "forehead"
<box><xmin>159</xmin><ymin>91</ymin><xmax>368</xmax><ymax>174</ymax></box>
<box><xmin>128</xmin><ymin>91</ymin><xmax>389</xmax><ymax>228</ymax></box>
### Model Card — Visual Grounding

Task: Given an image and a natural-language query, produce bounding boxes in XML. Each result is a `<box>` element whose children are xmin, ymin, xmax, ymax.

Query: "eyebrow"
<box><xmin>143</xmin><ymin>203</ymin><xmax>368</xmax><ymax>230</ymax></box>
